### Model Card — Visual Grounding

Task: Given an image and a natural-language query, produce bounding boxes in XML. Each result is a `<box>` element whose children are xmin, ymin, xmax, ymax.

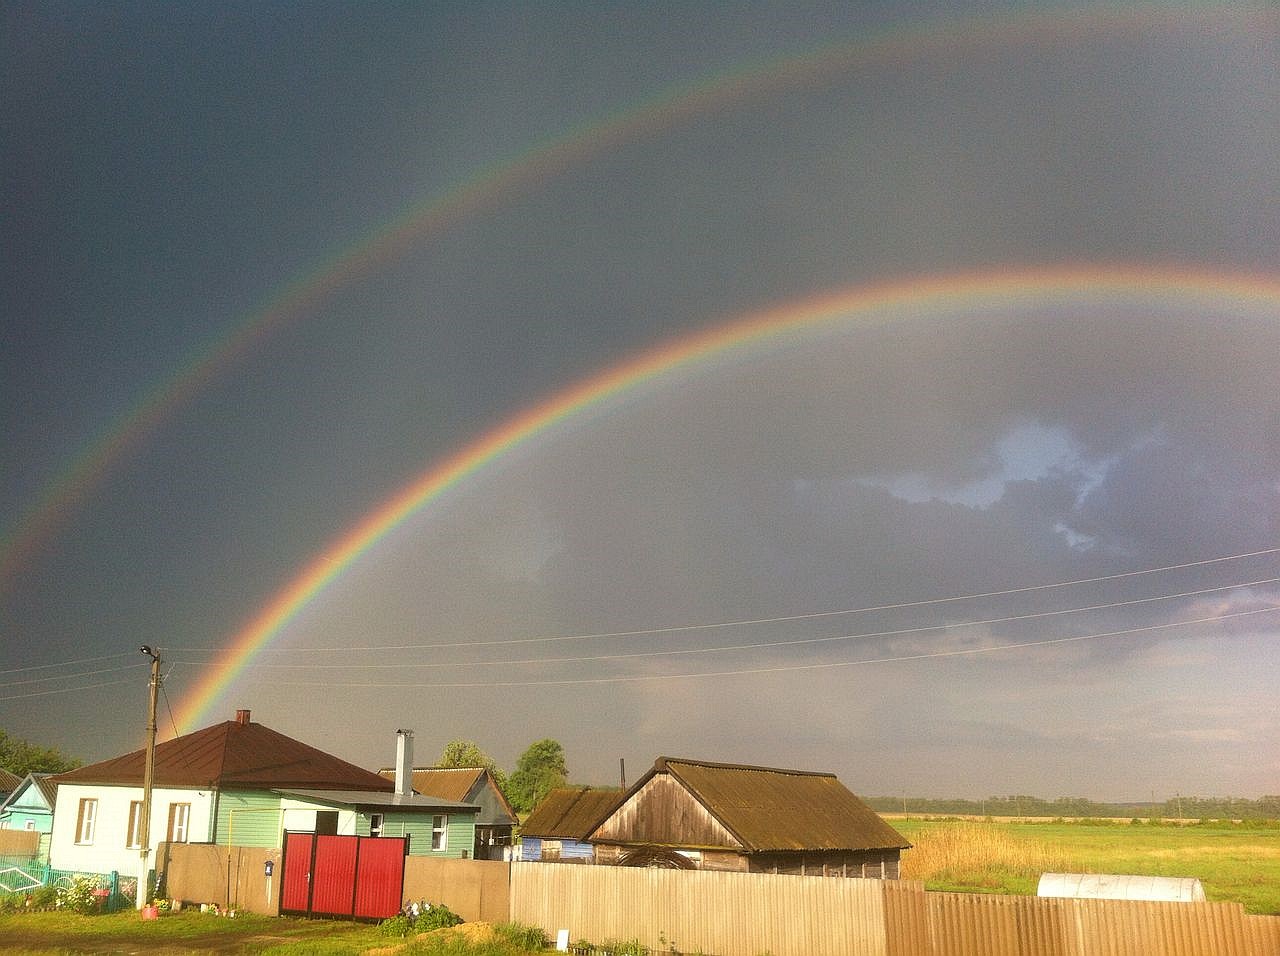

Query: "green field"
<box><xmin>890</xmin><ymin>816</ymin><xmax>1280</xmax><ymax>915</ymax></box>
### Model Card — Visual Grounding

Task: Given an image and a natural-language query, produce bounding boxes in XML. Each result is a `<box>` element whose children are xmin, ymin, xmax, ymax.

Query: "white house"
<box><xmin>50</xmin><ymin>712</ymin><xmax>478</xmax><ymax>882</ymax></box>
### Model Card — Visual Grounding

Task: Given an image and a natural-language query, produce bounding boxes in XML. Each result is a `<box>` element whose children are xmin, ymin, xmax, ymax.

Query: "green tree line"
<box><xmin>0</xmin><ymin>729</ymin><xmax>81</xmax><ymax>776</ymax></box>
<box><xmin>866</xmin><ymin>793</ymin><xmax>1280</xmax><ymax>820</ymax></box>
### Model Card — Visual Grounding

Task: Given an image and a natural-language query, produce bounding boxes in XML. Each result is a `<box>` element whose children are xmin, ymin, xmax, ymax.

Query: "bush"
<box><xmin>379</xmin><ymin>914</ymin><xmax>414</xmax><ymax>938</ymax></box>
<box><xmin>414</xmin><ymin>902</ymin><xmax>463</xmax><ymax>933</ymax></box>
<box><xmin>56</xmin><ymin>875</ymin><xmax>101</xmax><ymax>914</ymax></box>
<box><xmin>494</xmin><ymin>922</ymin><xmax>548</xmax><ymax>951</ymax></box>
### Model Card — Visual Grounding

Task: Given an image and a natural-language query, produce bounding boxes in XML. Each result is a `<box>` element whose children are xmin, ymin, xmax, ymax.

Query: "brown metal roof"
<box><xmin>54</xmin><ymin>717</ymin><xmax>394</xmax><ymax>792</ymax></box>
<box><xmin>521</xmin><ymin>787</ymin><xmax>624</xmax><ymax>839</ymax></box>
<box><xmin>624</xmin><ymin>757</ymin><xmax>910</xmax><ymax>853</ymax></box>
<box><xmin>0</xmin><ymin>768</ymin><xmax>20</xmax><ymax>792</ymax></box>
<box><xmin>376</xmin><ymin>766</ymin><xmax>483</xmax><ymax>802</ymax></box>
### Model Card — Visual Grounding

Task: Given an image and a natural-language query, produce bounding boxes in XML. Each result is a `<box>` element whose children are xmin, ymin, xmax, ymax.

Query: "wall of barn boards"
<box><xmin>508</xmin><ymin>862</ymin><xmax>1280</xmax><ymax>956</ymax></box>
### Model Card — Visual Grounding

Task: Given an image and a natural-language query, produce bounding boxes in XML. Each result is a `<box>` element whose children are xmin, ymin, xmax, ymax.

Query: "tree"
<box><xmin>507</xmin><ymin>738</ymin><xmax>568</xmax><ymax>813</ymax></box>
<box><xmin>437</xmin><ymin>739</ymin><xmax>507</xmax><ymax>792</ymax></box>
<box><xmin>0</xmin><ymin>729</ymin><xmax>81</xmax><ymax>775</ymax></box>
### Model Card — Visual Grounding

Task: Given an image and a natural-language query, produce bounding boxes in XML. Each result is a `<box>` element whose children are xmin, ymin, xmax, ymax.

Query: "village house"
<box><xmin>49</xmin><ymin>712</ymin><xmax>478</xmax><ymax>880</ymax></box>
<box><xmin>0</xmin><ymin>772</ymin><xmax>58</xmax><ymax>840</ymax></box>
<box><xmin>519</xmin><ymin>787</ymin><xmax>623</xmax><ymax>862</ymax></box>
<box><xmin>586</xmin><ymin>757</ymin><xmax>911</xmax><ymax>877</ymax></box>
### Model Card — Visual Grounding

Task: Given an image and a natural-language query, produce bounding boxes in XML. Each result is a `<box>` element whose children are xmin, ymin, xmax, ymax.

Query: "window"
<box><xmin>431</xmin><ymin>815</ymin><xmax>446</xmax><ymax>851</ymax></box>
<box><xmin>126</xmin><ymin>801</ymin><xmax>144</xmax><ymax>848</ymax></box>
<box><xmin>166</xmin><ymin>803</ymin><xmax>191</xmax><ymax>843</ymax></box>
<box><xmin>75</xmin><ymin>798</ymin><xmax>98</xmax><ymax>845</ymax></box>
<box><xmin>369</xmin><ymin>813</ymin><xmax>384</xmax><ymax>837</ymax></box>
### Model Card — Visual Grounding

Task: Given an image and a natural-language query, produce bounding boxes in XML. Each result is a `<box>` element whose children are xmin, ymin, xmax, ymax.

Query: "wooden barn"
<box><xmin>587</xmin><ymin>757</ymin><xmax>910</xmax><ymax>878</ymax></box>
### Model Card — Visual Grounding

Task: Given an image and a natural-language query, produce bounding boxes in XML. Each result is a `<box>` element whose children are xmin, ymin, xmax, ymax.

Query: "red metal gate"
<box><xmin>279</xmin><ymin>831</ymin><xmax>408</xmax><ymax>919</ymax></box>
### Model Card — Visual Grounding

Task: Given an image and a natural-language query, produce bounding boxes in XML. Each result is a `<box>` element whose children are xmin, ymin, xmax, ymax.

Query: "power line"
<box><xmin>255</xmin><ymin>604</ymin><xmax>1280</xmax><ymax>690</ymax></box>
<box><xmin>167</xmin><ymin>574</ymin><xmax>1280</xmax><ymax>670</ymax></box>
<box><xmin>0</xmin><ymin>677</ymin><xmax>148</xmax><ymax>702</ymax></box>
<box><xmin>178</xmin><ymin>545</ymin><xmax>1280</xmax><ymax>653</ymax></box>
<box><xmin>0</xmin><ymin>662</ymin><xmax>149</xmax><ymax>689</ymax></box>
<box><xmin>0</xmin><ymin>652</ymin><xmax>135</xmax><ymax>676</ymax></box>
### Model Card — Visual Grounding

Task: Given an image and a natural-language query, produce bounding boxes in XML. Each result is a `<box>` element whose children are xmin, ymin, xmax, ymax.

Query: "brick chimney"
<box><xmin>395</xmin><ymin>729</ymin><xmax>414</xmax><ymax>796</ymax></box>
<box><xmin>235</xmin><ymin>709</ymin><xmax>251</xmax><ymax>725</ymax></box>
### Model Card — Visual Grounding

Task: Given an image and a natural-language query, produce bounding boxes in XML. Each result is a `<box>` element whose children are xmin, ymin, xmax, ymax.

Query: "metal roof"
<box><xmin>376</xmin><ymin>766</ymin><xmax>481</xmax><ymax>802</ymax></box>
<box><xmin>0</xmin><ymin>772</ymin><xmax>59</xmax><ymax>813</ymax></box>
<box><xmin>607</xmin><ymin>757</ymin><xmax>910</xmax><ymax>853</ymax></box>
<box><xmin>31</xmin><ymin>773</ymin><xmax>59</xmax><ymax>809</ymax></box>
<box><xmin>521</xmin><ymin>787</ymin><xmax>624</xmax><ymax>839</ymax></box>
<box><xmin>0</xmin><ymin>767</ymin><xmax>19</xmax><ymax>792</ymax></box>
<box><xmin>53</xmin><ymin>716</ymin><xmax>395</xmax><ymax>792</ymax></box>
<box><xmin>274</xmin><ymin>789</ymin><xmax>480</xmax><ymax>812</ymax></box>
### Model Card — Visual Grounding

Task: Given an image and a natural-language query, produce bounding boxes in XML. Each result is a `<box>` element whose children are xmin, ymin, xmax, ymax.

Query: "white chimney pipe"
<box><xmin>395</xmin><ymin>729</ymin><xmax>414</xmax><ymax>796</ymax></box>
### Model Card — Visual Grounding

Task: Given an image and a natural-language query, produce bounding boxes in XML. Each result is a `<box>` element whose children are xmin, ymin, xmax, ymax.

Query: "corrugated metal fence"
<box><xmin>510</xmin><ymin>862</ymin><xmax>1280</xmax><ymax>956</ymax></box>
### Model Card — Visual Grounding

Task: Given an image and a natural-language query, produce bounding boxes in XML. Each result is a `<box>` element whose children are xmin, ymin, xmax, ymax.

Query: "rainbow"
<box><xmin>3</xmin><ymin>2</ymin><xmax>1267</xmax><ymax>589</ymax></box>
<box><xmin>172</xmin><ymin>264</ymin><xmax>1280</xmax><ymax>733</ymax></box>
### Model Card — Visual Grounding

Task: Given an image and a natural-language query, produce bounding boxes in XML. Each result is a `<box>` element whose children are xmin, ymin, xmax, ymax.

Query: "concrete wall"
<box><xmin>402</xmin><ymin>856</ymin><xmax>510</xmax><ymax>923</ymax></box>
<box><xmin>158</xmin><ymin>842</ymin><xmax>281</xmax><ymax>916</ymax></box>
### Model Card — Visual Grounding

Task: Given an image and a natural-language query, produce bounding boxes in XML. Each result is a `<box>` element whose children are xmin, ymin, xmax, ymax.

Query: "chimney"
<box><xmin>395</xmin><ymin>729</ymin><xmax>414</xmax><ymax>796</ymax></box>
<box><xmin>235</xmin><ymin>709</ymin><xmax>251</xmax><ymax>725</ymax></box>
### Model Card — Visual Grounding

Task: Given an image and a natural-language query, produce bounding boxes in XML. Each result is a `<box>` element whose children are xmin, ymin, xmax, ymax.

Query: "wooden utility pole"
<box><xmin>137</xmin><ymin>646</ymin><xmax>161</xmax><ymax>910</ymax></box>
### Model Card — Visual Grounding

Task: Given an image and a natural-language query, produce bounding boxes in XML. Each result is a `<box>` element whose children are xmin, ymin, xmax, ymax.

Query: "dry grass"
<box><xmin>900</xmin><ymin>820</ymin><xmax>1070</xmax><ymax>883</ymax></box>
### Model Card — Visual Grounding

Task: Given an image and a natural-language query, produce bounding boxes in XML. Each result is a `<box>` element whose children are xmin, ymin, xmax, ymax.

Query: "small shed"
<box><xmin>1038</xmin><ymin>872</ymin><xmax>1206</xmax><ymax>902</ymax></box>
<box><xmin>520</xmin><ymin>788</ymin><xmax>623</xmax><ymax>863</ymax></box>
<box><xmin>588</xmin><ymin>757</ymin><xmax>910</xmax><ymax>878</ymax></box>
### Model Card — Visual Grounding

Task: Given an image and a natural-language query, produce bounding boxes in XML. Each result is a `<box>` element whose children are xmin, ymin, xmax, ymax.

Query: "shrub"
<box><xmin>494</xmin><ymin>922</ymin><xmax>548</xmax><ymax>951</ymax></box>
<box><xmin>601</xmin><ymin>939</ymin><xmax>649</xmax><ymax>956</ymax></box>
<box><xmin>379</xmin><ymin>914</ymin><xmax>414</xmax><ymax>937</ymax></box>
<box><xmin>414</xmin><ymin>901</ymin><xmax>463</xmax><ymax>933</ymax></box>
<box><xmin>56</xmin><ymin>875</ymin><xmax>101</xmax><ymax>914</ymax></box>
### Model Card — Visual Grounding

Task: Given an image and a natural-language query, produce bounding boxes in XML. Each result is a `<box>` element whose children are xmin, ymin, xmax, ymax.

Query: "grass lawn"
<box><xmin>0</xmin><ymin>910</ymin><xmax>553</xmax><ymax>955</ymax></box>
<box><xmin>891</xmin><ymin>817</ymin><xmax>1280</xmax><ymax>915</ymax></box>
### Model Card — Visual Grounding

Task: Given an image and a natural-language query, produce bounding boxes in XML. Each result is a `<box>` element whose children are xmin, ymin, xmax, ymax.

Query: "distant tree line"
<box><xmin>0</xmin><ymin>729</ymin><xmax>81</xmax><ymax>776</ymax></box>
<box><xmin>866</xmin><ymin>793</ymin><xmax>1280</xmax><ymax>820</ymax></box>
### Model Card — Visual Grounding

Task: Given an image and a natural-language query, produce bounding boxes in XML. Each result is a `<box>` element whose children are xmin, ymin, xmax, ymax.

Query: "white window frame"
<box><xmin>126</xmin><ymin>800</ymin><xmax>144</xmax><ymax>849</ymax></box>
<box><xmin>369</xmin><ymin>812</ymin><xmax>384</xmax><ymax>837</ymax></box>
<box><xmin>75</xmin><ymin>798</ymin><xmax>98</xmax><ymax>845</ymax></box>
<box><xmin>431</xmin><ymin>815</ymin><xmax>446</xmax><ymax>851</ymax></box>
<box><xmin>167</xmin><ymin>802</ymin><xmax>191</xmax><ymax>843</ymax></box>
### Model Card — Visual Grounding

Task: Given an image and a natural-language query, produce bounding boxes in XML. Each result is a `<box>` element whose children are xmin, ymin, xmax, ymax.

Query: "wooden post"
<box><xmin>137</xmin><ymin>648</ymin><xmax>161</xmax><ymax>909</ymax></box>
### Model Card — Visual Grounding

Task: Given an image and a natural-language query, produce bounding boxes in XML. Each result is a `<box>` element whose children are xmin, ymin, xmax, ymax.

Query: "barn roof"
<box><xmin>522</xmin><ymin>787</ymin><xmax>624</xmax><ymax>840</ymax></box>
<box><xmin>605</xmin><ymin>757</ymin><xmax>910</xmax><ymax>853</ymax></box>
<box><xmin>53</xmin><ymin>712</ymin><xmax>393</xmax><ymax>792</ymax></box>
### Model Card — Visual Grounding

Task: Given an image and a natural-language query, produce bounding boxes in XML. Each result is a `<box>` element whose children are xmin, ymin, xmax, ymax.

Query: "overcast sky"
<box><xmin>3</xmin><ymin>2</ymin><xmax>1278</xmax><ymax>801</ymax></box>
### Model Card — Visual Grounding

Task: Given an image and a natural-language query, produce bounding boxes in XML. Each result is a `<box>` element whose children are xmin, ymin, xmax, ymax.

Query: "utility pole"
<box><xmin>137</xmin><ymin>646</ymin><xmax>161</xmax><ymax>910</ymax></box>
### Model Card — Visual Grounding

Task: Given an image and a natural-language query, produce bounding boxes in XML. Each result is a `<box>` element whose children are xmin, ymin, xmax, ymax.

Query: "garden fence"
<box><xmin>0</xmin><ymin>860</ymin><xmax>138</xmax><ymax>913</ymax></box>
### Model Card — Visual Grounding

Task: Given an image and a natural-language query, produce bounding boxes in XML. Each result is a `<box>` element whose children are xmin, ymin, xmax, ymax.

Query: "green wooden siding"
<box><xmin>358</xmin><ymin>811</ymin><xmax>475</xmax><ymax>857</ymax></box>
<box><xmin>215</xmin><ymin>790</ymin><xmax>283</xmax><ymax>848</ymax></box>
<box><xmin>0</xmin><ymin>809</ymin><xmax>51</xmax><ymax>832</ymax></box>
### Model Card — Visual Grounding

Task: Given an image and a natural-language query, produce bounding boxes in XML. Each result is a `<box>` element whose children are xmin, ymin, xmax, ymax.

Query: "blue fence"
<box><xmin>0</xmin><ymin>858</ymin><xmax>139</xmax><ymax>913</ymax></box>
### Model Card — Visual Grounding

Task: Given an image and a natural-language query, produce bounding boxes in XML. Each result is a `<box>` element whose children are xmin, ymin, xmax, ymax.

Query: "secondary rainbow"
<box><xmin>172</xmin><ymin>263</ymin><xmax>1280</xmax><ymax>733</ymax></box>
<box><xmin>3</xmin><ymin>3</ymin><xmax>1262</xmax><ymax>589</ymax></box>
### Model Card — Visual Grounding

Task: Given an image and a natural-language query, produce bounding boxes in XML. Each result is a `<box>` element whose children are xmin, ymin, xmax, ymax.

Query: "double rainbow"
<box><xmin>172</xmin><ymin>264</ymin><xmax>1280</xmax><ymax>733</ymax></box>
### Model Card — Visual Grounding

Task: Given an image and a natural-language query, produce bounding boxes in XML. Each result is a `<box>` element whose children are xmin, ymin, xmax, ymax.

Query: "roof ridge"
<box><xmin>658</xmin><ymin>756</ymin><xmax>836</xmax><ymax>778</ymax></box>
